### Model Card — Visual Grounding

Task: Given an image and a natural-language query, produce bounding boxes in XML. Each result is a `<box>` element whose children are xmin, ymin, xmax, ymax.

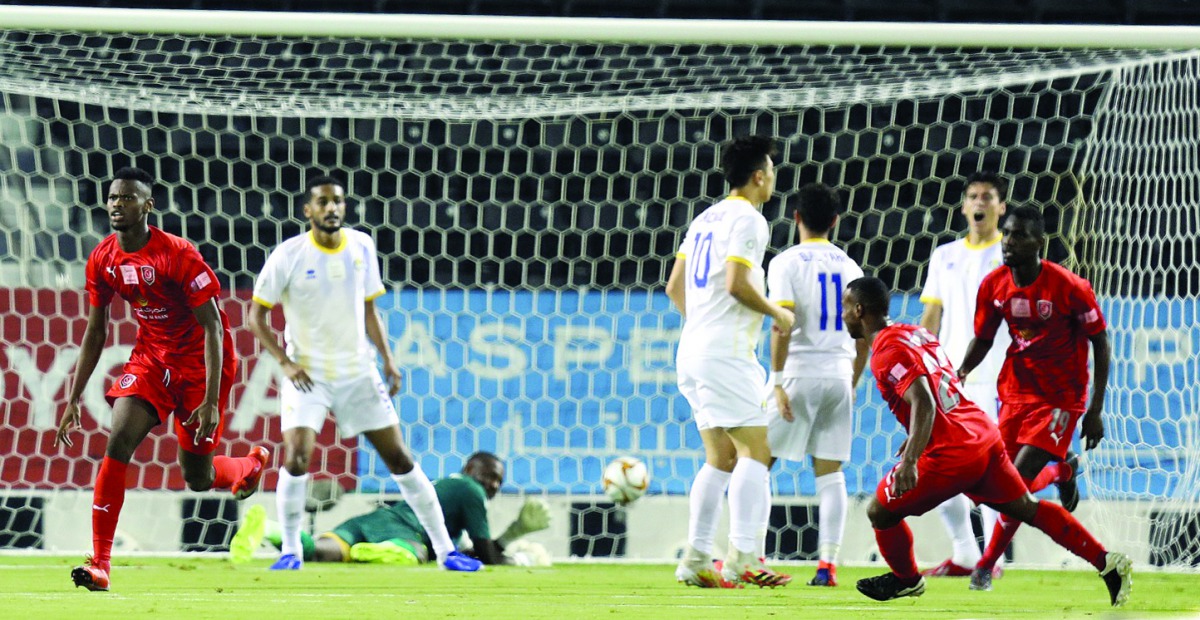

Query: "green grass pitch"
<box><xmin>1</xmin><ymin>557</ymin><xmax>1197</xmax><ymax>619</ymax></box>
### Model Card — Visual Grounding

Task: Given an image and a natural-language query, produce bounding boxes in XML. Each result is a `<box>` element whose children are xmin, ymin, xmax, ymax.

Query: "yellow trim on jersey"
<box><xmin>251</xmin><ymin>296</ymin><xmax>275</xmax><ymax>309</ymax></box>
<box><xmin>800</xmin><ymin>238</ymin><xmax>832</xmax><ymax>244</ymax></box>
<box><xmin>776</xmin><ymin>300</ymin><xmax>796</xmax><ymax>308</ymax></box>
<box><xmin>308</xmin><ymin>230</ymin><xmax>348</xmax><ymax>254</ymax></box>
<box><xmin>319</xmin><ymin>532</ymin><xmax>353</xmax><ymax>562</ymax></box>
<box><xmin>365</xmin><ymin>289</ymin><xmax>386</xmax><ymax>301</ymax></box>
<box><xmin>963</xmin><ymin>234</ymin><xmax>1002</xmax><ymax>250</ymax></box>
<box><xmin>726</xmin><ymin>256</ymin><xmax>754</xmax><ymax>268</ymax></box>
<box><xmin>675</xmin><ymin>252</ymin><xmax>687</xmax><ymax>259</ymax></box>
<box><xmin>919</xmin><ymin>296</ymin><xmax>943</xmax><ymax>305</ymax></box>
<box><xmin>725</xmin><ymin>195</ymin><xmax>752</xmax><ymax>204</ymax></box>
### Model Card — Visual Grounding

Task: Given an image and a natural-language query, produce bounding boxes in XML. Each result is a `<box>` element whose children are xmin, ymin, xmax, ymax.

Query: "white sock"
<box><xmin>727</xmin><ymin>458</ymin><xmax>769</xmax><ymax>555</ymax></box>
<box><xmin>275</xmin><ymin>469</ymin><xmax>309</xmax><ymax>559</ymax></box>
<box><xmin>393</xmin><ymin>464</ymin><xmax>455</xmax><ymax>559</ymax></box>
<box><xmin>758</xmin><ymin>470</ymin><xmax>771</xmax><ymax>558</ymax></box>
<box><xmin>815</xmin><ymin>471</ymin><xmax>847</xmax><ymax>564</ymax></box>
<box><xmin>937</xmin><ymin>494</ymin><xmax>981</xmax><ymax>567</ymax></box>
<box><xmin>981</xmin><ymin>504</ymin><xmax>1001</xmax><ymax>562</ymax></box>
<box><xmin>687</xmin><ymin>464</ymin><xmax>732</xmax><ymax>557</ymax></box>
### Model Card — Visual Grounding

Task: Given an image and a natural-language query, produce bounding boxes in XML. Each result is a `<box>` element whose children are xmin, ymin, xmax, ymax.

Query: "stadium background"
<box><xmin>1</xmin><ymin>0</ymin><xmax>1197</xmax><ymax>565</ymax></box>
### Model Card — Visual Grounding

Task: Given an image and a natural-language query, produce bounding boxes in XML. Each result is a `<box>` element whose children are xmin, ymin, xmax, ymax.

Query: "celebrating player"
<box><xmin>667</xmin><ymin>135</ymin><xmax>795</xmax><ymax>589</ymax></box>
<box><xmin>248</xmin><ymin>175</ymin><xmax>481</xmax><ymax>572</ymax></box>
<box><xmin>957</xmin><ymin>205</ymin><xmax>1111</xmax><ymax>590</ymax></box>
<box><xmin>763</xmin><ymin>182</ymin><xmax>868</xmax><ymax>587</ymax></box>
<box><xmin>842</xmin><ymin>277</ymin><xmax>1130</xmax><ymax>606</ymax></box>
<box><xmin>55</xmin><ymin>167</ymin><xmax>270</xmax><ymax>592</ymax></box>
<box><xmin>232</xmin><ymin>452</ymin><xmax>549</xmax><ymax>566</ymax></box>
<box><xmin>917</xmin><ymin>171</ymin><xmax>1013</xmax><ymax>576</ymax></box>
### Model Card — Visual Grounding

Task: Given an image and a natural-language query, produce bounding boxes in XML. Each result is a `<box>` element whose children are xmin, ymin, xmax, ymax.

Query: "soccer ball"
<box><xmin>602</xmin><ymin>456</ymin><xmax>650</xmax><ymax>505</ymax></box>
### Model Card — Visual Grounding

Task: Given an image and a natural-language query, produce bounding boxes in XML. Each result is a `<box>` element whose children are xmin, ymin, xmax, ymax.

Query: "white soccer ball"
<box><xmin>602</xmin><ymin>456</ymin><xmax>650</xmax><ymax>505</ymax></box>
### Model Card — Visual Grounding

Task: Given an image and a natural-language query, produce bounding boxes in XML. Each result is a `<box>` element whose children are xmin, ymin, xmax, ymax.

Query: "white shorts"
<box><xmin>765</xmin><ymin>377</ymin><xmax>853</xmax><ymax>463</ymax></box>
<box><xmin>279</xmin><ymin>370</ymin><xmax>399</xmax><ymax>437</ymax></box>
<box><xmin>676</xmin><ymin>356</ymin><xmax>768</xmax><ymax>431</ymax></box>
<box><xmin>960</xmin><ymin>382</ymin><xmax>1000</xmax><ymax>421</ymax></box>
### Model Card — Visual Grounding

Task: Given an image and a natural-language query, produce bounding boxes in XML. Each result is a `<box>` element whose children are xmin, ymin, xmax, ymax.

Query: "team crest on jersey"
<box><xmin>140</xmin><ymin>265</ymin><xmax>155</xmax><ymax>285</ymax></box>
<box><xmin>1037</xmin><ymin>300</ymin><xmax>1053</xmax><ymax>319</ymax></box>
<box><xmin>118</xmin><ymin>374</ymin><xmax>136</xmax><ymax>389</ymax></box>
<box><xmin>1011</xmin><ymin>298</ymin><xmax>1031</xmax><ymax>318</ymax></box>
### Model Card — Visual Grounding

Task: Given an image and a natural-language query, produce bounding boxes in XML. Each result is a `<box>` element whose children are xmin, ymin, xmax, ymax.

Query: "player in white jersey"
<box><xmin>917</xmin><ymin>171</ymin><xmax>1013</xmax><ymax>577</ymax></box>
<box><xmin>764</xmin><ymin>183</ymin><xmax>869</xmax><ymax>587</ymax></box>
<box><xmin>667</xmin><ymin>136</ymin><xmax>796</xmax><ymax>589</ymax></box>
<box><xmin>248</xmin><ymin>175</ymin><xmax>481</xmax><ymax>573</ymax></box>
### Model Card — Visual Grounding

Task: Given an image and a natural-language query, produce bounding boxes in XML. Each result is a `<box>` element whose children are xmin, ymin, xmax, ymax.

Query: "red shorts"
<box><xmin>998</xmin><ymin>402</ymin><xmax>1083</xmax><ymax>461</ymax></box>
<box><xmin>106</xmin><ymin>351</ymin><xmax>238</xmax><ymax>455</ymax></box>
<box><xmin>875</xmin><ymin>439</ymin><xmax>1029</xmax><ymax>517</ymax></box>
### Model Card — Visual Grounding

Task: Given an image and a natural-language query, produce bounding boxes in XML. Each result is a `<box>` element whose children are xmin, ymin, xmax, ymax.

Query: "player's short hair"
<box><xmin>794</xmin><ymin>183</ymin><xmax>841</xmax><ymax>234</ymax></box>
<box><xmin>465</xmin><ymin>451</ymin><xmax>502</xmax><ymax>470</ymax></box>
<box><xmin>305</xmin><ymin>174</ymin><xmax>344</xmax><ymax>194</ymax></box>
<box><xmin>964</xmin><ymin>171</ymin><xmax>1008</xmax><ymax>200</ymax></box>
<box><xmin>113</xmin><ymin>167</ymin><xmax>155</xmax><ymax>193</ymax></box>
<box><xmin>721</xmin><ymin>135</ymin><xmax>777</xmax><ymax>188</ymax></box>
<box><xmin>1005</xmin><ymin>204</ymin><xmax>1045</xmax><ymax>237</ymax></box>
<box><xmin>846</xmin><ymin>276</ymin><xmax>890</xmax><ymax>316</ymax></box>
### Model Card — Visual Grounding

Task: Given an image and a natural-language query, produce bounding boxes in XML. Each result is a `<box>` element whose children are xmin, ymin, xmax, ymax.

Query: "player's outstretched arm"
<box><xmin>957</xmin><ymin>337</ymin><xmax>994</xmax><ymax>382</ymax></box>
<box><xmin>665</xmin><ymin>257</ymin><xmax>687</xmax><ymax>317</ymax></box>
<box><xmin>725</xmin><ymin>261</ymin><xmax>794</xmax><ymax>333</ymax></box>
<box><xmin>1080</xmin><ymin>329</ymin><xmax>1111</xmax><ymax>450</ymax></box>
<box><xmin>363</xmin><ymin>298</ymin><xmax>402</xmax><ymax>397</ymax></box>
<box><xmin>55</xmin><ymin>303</ymin><xmax>110</xmax><ymax>448</ymax></box>
<box><xmin>247</xmin><ymin>301</ymin><xmax>313</xmax><ymax>392</ymax></box>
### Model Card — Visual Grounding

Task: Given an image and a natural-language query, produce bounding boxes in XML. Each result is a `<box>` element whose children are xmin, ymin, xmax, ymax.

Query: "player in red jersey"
<box><xmin>958</xmin><ymin>206</ymin><xmax>1112</xmax><ymax>589</ymax></box>
<box><xmin>54</xmin><ymin>167</ymin><xmax>269</xmax><ymax>592</ymax></box>
<box><xmin>841</xmin><ymin>277</ymin><xmax>1130</xmax><ymax>606</ymax></box>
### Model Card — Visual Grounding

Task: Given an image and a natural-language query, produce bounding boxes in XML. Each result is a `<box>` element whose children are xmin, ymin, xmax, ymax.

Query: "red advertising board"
<box><xmin>1</xmin><ymin>288</ymin><xmax>357</xmax><ymax>491</ymax></box>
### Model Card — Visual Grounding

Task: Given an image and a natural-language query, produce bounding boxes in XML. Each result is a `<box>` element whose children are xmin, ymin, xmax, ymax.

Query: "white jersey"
<box><xmin>920</xmin><ymin>236</ymin><xmax>1011</xmax><ymax>386</ymax></box>
<box><xmin>767</xmin><ymin>239</ymin><xmax>864</xmax><ymax>379</ymax></box>
<box><xmin>675</xmin><ymin>196</ymin><xmax>770</xmax><ymax>361</ymax></box>
<box><xmin>252</xmin><ymin>229</ymin><xmax>386</xmax><ymax>383</ymax></box>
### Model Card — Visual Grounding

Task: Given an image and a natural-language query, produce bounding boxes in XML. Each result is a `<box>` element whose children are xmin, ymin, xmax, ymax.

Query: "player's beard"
<box><xmin>315</xmin><ymin>218</ymin><xmax>341</xmax><ymax>234</ymax></box>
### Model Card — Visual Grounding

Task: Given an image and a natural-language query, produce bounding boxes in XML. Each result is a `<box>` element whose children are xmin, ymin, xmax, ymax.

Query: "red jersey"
<box><xmin>85</xmin><ymin>226</ymin><xmax>234</xmax><ymax>374</ymax></box>
<box><xmin>871</xmin><ymin>324</ymin><xmax>1000</xmax><ymax>468</ymax></box>
<box><xmin>974</xmin><ymin>260</ymin><xmax>1105</xmax><ymax>410</ymax></box>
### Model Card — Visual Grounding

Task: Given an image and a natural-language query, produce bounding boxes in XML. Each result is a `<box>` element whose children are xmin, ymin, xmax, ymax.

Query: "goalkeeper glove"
<box><xmin>497</xmin><ymin>498</ymin><xmax>551</xmax><ymax>547</ymax></box>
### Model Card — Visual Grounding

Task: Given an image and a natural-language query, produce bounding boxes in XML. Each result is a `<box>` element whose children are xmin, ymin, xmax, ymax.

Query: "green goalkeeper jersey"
<box><xmin>332</xmin><ymin>474</ymin><xmax>491</xmax><ymax>548</ymax></box>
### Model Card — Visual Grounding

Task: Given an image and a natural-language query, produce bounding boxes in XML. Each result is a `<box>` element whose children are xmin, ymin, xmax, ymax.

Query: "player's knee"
<box><xmin>284</xmin><ymin>453</ymin><xmax>311</xmax><ymax>476</ymax></box>
<box><xmin>184</xmin><ymin>471</ymin><xmax>214</xmax><ymax>492</ymax></box>
<box><xmin>866</xmin><ymin>500</ymin><xmax>899</xmax><ymax>529</ymax></box>
<box><xmin>383</xmin><ymin>453</ymin><xmax>415</xmax><ymax>475</ymax></box>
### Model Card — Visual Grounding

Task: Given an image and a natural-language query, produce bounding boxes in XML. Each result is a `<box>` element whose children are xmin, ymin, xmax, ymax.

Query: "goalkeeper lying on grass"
<box><xmin>231</xmin><ymin>452</ymin><xmax>551</xmax><ymax>566</ymax></box>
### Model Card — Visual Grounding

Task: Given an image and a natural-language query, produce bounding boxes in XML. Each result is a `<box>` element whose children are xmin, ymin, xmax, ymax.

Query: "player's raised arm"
<box><xmin>55</xmin><ymin>302</ymin><xmax>110</xmax><ymax>448</ymax></box>
<box><xmin>1080</xmin><ymin>329</ymin><xmax>1111</xmax><ymax>450</ymax></box>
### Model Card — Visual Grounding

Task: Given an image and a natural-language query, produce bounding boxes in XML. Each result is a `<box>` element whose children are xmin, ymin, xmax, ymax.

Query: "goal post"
<box><xmin>0</xmin><ymin>6</ymin><xmax>1197</xmax><ymax>568</ymax></box>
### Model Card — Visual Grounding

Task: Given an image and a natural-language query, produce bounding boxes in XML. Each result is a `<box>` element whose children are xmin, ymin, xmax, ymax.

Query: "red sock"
<box><xmin>1027</xmin><ymin>463</ymin><xmax>1061</xmax><ymax>493</ymax></box>
<box><xmin>1030</xmin><ymin>501</ymin><xmax>1107</xmax><ymax>570</ymax></box>
<box><xmin>92</xmin><ymin>457</ymin><xmax>128</xmax><ymax>569</ymax></box>
<box><xmin>211</xmin><ymin>455</ymin><xmax>259</xmax><ymax>489</ymax></box>
<box><xmin>875</xmin><ymin>522</ymin><xmax>919</xmax><ymax>581</ymax></box>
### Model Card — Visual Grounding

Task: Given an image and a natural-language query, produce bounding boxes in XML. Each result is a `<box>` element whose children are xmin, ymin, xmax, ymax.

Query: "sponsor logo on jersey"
<box><xmin>1037</xmin><ymin>300</ymin><xmax>1053</xmax><ymax>319</ymax></box>
<box><xmin>120</xmin><ymin>265</ymin><xmax>139</xmax><ymax>285</ymax></box>
<box><xmin>118</xmin><ymin>373</ymin><xmax>136</xmax><ymax>389</ymax></box>
<box><xmin>888</xmin><ymin>363</ymin><xmax>907</xmax><ymax>383</ymax></box>
<box><xmin>1078</xmin><ymin>309</ymin><xmax>1099</xmax><ymax>324</ymax></box>
<box><xmin>1011</xmin><ymin>298</ymin><xmax>1031</xmax><ymax>318</ymax></box>
<box><xmin>305</xmin><ymin>269</ymin><xmax>317</xmax><ymax>279</ymax></box>
<box><xmin>189</xmin><ymin>271</ymin><xmax>212</xmax><ymax>292</ymax></box>
<box><xmin>140</xmin><ymin>265</ymin><xmax>156</xmax><ymax>285</ymax></box>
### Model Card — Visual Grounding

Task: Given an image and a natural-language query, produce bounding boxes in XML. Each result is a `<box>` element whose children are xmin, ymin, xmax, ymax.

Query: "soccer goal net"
<box><xmin>0</xmin><ymin>7</ymin><xmax>1197</xmax><ymax>568</ymax></box>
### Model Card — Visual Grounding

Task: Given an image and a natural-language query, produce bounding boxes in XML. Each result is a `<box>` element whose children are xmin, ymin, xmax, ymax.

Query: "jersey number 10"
<box><xmin>691</xmin><ymin>232</ymin><xmax>714</xmax><ymax>287</ymax></box>
<box><xmin>817</xmin><ymin>272</ymin><xmax>843</xmax><ymax>331</ymax></box>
